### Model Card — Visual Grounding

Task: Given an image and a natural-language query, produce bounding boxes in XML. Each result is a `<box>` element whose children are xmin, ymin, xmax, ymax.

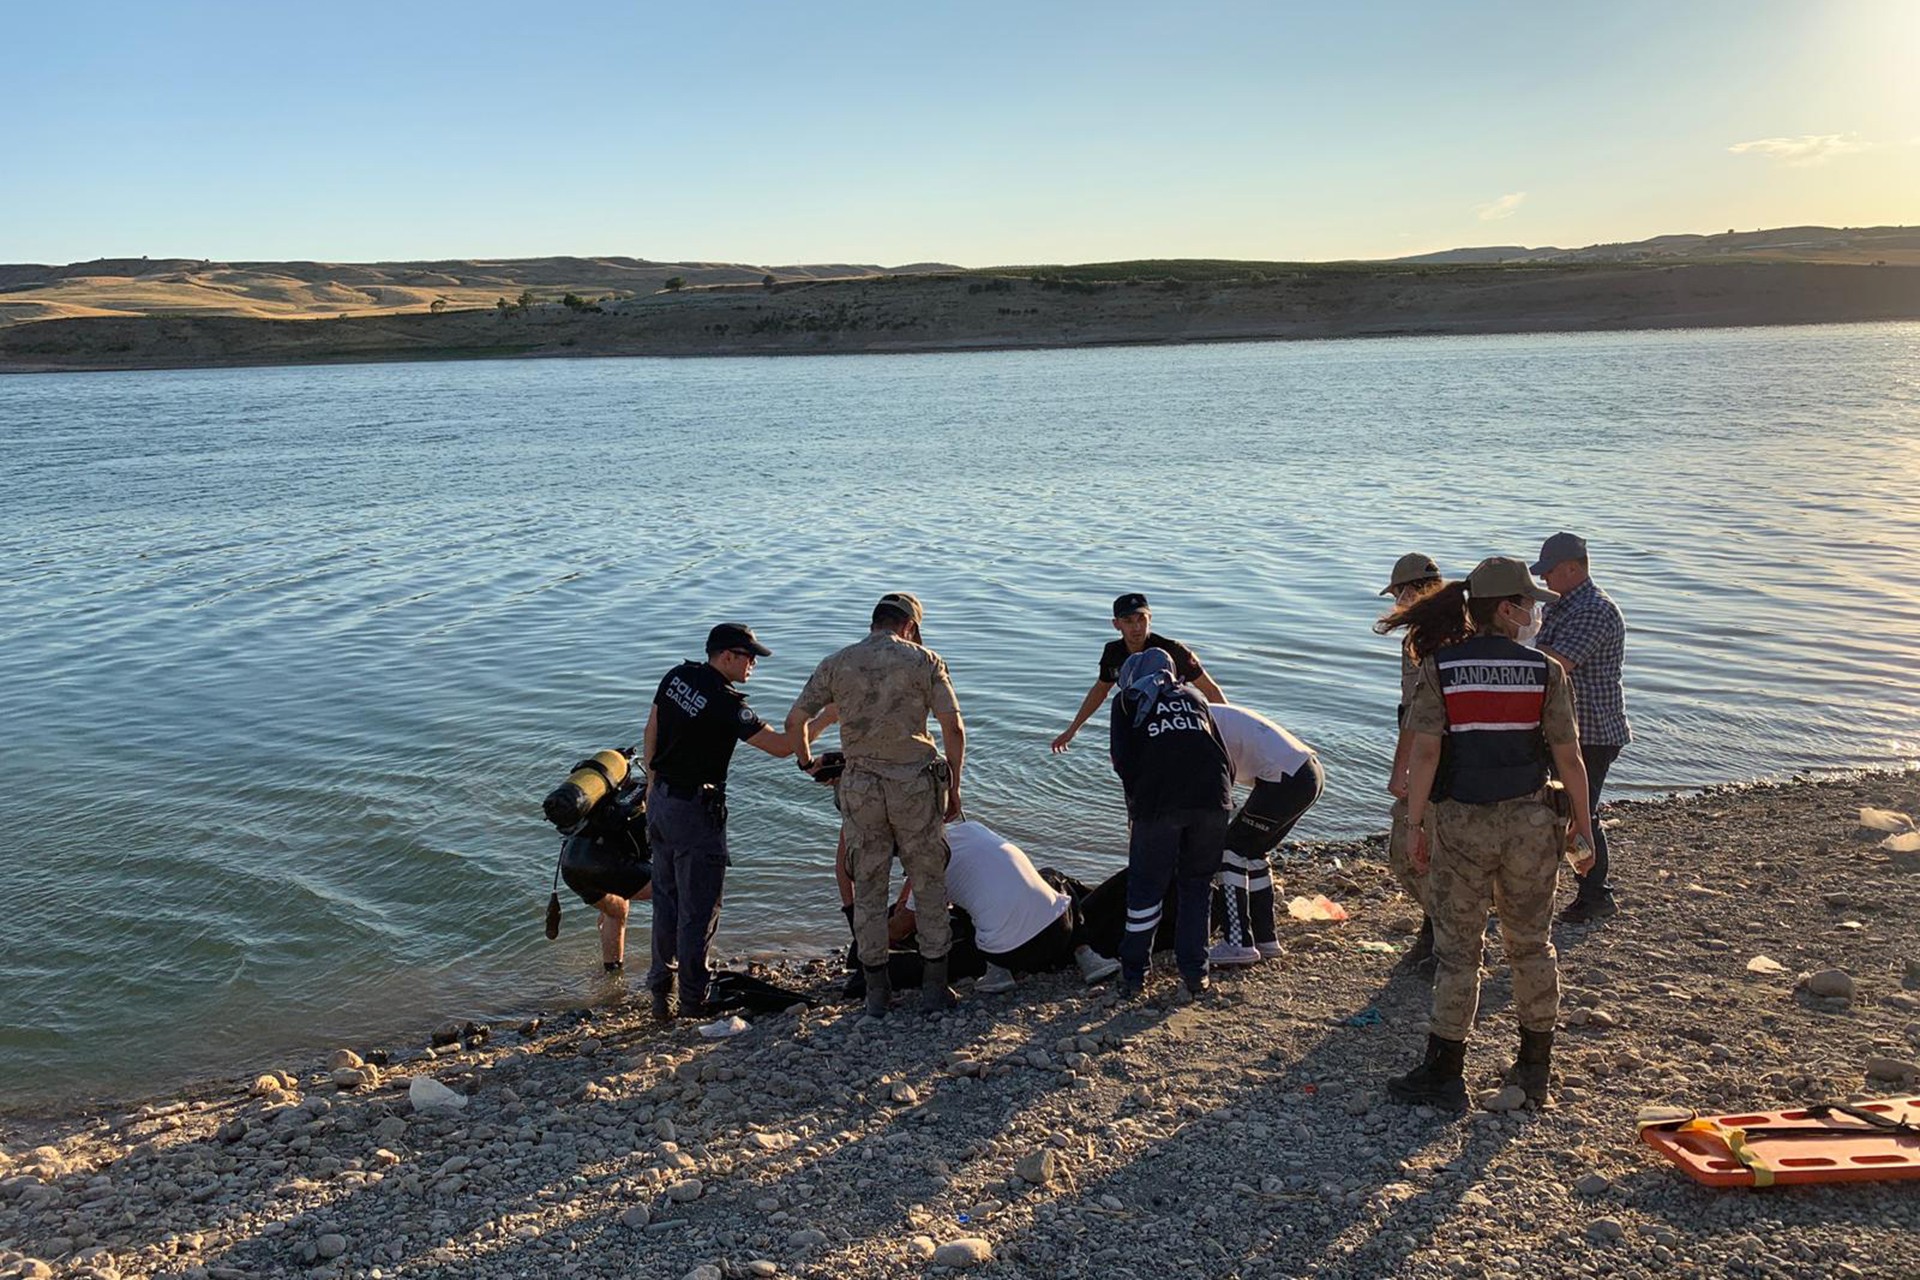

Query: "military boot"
<box><xmin>1398</xmin><ymin>916</ymin><xmax>1435</xmax><ymax>974</ymax></box>
<box><xmin>921</xmin><ymin>955</ymin><xmax>958</xmax><ymax>1013</ymax></box>
<box><xmin>1503</xmin><ymin>1027</ymin><xmax>1554</xmax><ymax>1107</ymax></box>
<box><xmin>649</xmin><ymin>975</ymin><xmax>674</xmax><ymax>1023</ymax></box>
<box><xmin>1386</xmin><ymin>1034</ymin><xmax>1469</xmax><ymax>1110</ymax></box>
<box><xmin>862</xmin><ymin>963</ymin><xmax>891</xmax><ymax>1019</ymax></box>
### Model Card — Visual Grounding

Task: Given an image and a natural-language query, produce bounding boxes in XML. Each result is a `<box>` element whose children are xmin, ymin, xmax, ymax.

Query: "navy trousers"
<box><xmin>1121</xmin><ymin>806</ymin><xmax>1228</xmax><ymax>986</ymax></box>
<box><xmin>645</xmin><ymin>785</ymin><xmax>730</xmax><ymax>1006</ymax></box>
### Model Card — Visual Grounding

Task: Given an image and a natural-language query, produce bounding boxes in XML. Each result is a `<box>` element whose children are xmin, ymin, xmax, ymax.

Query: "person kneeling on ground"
<box><xmin>1109</xmin><ymin>647</ymin><xmax>1232</xmax><ymax>1001</ymax></box>
<box><xmin>889</xmin><ymin>820</ymin><xmax>1121</xmax><ymax>994</ymax></box>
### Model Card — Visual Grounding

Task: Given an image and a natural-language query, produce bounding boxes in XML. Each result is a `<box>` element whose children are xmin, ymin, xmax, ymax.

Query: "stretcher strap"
<box><xmin>1635</xmin><ymin>1107</ymin><xmax>1775</xmax><ymax>1187</ymax></box>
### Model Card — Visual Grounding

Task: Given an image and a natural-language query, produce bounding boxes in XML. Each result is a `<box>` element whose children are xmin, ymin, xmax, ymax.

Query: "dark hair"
<box><xmin>871</xmin><ymin>603</ymin><xmax>914</xmax><ymax>630</ymax></box>
<box><xmin>1376</xmin><ymin>581</ymin><xmax>1523</xmax><ymax>664</ymax></box>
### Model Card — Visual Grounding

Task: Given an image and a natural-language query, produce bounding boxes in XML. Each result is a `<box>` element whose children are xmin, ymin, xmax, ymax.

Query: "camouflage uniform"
<box><xmin>1405</xmin><ymin>653</ymin><xmax>1578</xmax><ymax>1039</ymax></box>
<box><xmin>1388</xmin><ymin>647</ymin><xmax>1431</xmax><ymax>911</ymax></box>
<box><xmin>793</xmin><ymin>629</ymin><xmax>960</xmax><ymax>968</ymax></box>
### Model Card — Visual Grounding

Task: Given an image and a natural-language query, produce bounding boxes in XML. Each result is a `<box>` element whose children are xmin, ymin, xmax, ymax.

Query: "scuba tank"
<box><xmin>543</xmin><ymin>749</ymin><xmax>630</xmax><ymax>831</ymax></box>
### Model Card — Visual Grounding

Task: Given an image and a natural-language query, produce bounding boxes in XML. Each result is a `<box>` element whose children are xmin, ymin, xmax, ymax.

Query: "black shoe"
<box><xmin>1387</xmin><ymin>1034</ymin><xmax>1469</xmax><ymax>1110</ymax></box>
<box><xmin>842</xmin><ymin>967</ymin><xmax>867</xmax><ymax>1000</ymax></box>
<box><xmin>1502</xmin><ymin>1027</ymin><xmax>1554</xmax><ymax>1107</ymax></box>
<box><xmin>649</xmin><ymin>984</ymin><xmax>674</xmax><ymax>1022</ymax></box>
<box><xmin>1556</xmin><ymin>894</ymin><xmax>1618</xmax><ymax>925</ymax></box>
<box><xmin>1115</xmin><ymin>973</ymin><xmax>1144</xmax><ymax>1001</ymax></box>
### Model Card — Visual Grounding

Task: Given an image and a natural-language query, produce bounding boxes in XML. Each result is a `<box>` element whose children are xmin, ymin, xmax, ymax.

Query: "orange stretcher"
<box><xmin>1638</xmin><ymin>1098</ymin><xmax>1920</xmax><ymax>1187</ymax></box>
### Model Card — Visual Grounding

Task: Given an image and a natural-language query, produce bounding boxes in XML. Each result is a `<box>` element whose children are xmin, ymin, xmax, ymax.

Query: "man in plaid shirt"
<box><xmin>1533</xmin><ymin>532</ymin><xmax>1630</xmax><ymax>922</ymax></box>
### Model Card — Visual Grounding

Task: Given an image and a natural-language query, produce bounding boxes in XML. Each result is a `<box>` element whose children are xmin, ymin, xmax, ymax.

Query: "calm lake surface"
<box><xmin>3</xmin><ymin>323</ymin><xmax>1918</xmax><ymax>1109</ymax></box>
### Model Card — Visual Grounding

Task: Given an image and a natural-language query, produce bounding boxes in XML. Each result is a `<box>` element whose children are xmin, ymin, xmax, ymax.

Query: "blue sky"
<box><xmin>4</xmin><ymin>0</ymin><xmax>1915</xmax><ymax>266</ymax></box>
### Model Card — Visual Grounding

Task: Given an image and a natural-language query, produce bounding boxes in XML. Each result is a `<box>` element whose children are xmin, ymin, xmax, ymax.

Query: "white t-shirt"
<box><xmin>1208</xmin><ymin>702</ymin><xmax>1313</xmax><ymax>787</ymax></box>
<box><xmin>905</xmin><ymin>820</ymin><xmax>1070</xmax><ymax>955</ymax></box>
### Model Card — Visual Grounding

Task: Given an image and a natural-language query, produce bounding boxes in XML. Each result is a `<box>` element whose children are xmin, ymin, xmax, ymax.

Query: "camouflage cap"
<box><xmin>1467</xmin><ymin>556</ymin><xmax>1558</xmax><ymax>603</ymax></box>
<box><xmin>876</xmin><ymin>591</ymin><xmax>924</xmax><ymax>624</ymax></box>
<box><xmin>1380</xmin><ymin>552</ymin><xmax>1441</xmax><ymax>596</ymax></box>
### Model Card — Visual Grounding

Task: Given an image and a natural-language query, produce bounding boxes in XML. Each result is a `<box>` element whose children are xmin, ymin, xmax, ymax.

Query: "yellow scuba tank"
<box><xmin>542</xmin><ymin>749</ymin><xmax>631</xmax><ymax>831</ymax></box>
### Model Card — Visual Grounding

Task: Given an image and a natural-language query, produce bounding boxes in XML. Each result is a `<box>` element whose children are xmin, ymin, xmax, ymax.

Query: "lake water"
<box><xmin>3</xmin><ymin>323</ymin><xmax>1917</xmax><ymax>1110</ymax></box>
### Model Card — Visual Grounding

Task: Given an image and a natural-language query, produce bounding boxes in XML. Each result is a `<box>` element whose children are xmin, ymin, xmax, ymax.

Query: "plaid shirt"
<box><xmin>1539</xmin><ymin>578</ymin><xmax>1631</xmax><ymax>747</ymax></box>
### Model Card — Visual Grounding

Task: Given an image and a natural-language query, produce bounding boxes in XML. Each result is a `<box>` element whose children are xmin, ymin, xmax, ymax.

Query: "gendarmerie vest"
<box><xmin>1431</xmin><ymin>634</ymin><xmax>1551</xmax><ymax>804</ymax></box>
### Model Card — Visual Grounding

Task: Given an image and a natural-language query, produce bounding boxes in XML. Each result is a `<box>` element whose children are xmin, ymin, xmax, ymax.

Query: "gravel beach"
<box><xmin>4</xmin><ymin>771</ymin><xmax>1917</xmax><ymax>1280</ymax></box>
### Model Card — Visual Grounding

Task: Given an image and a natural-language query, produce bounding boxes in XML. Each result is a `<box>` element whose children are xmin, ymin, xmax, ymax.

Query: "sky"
<box><xmin>4</xmin><ymin>0</ymin><xmax>1916</xmax><ymax>267</ymax></box>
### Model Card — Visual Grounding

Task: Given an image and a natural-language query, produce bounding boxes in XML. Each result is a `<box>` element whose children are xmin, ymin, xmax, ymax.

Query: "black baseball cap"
<box><xmin>1112</xmin><ymin>592</ymin><xmax>1150</xmax><ymax>619</ymax></box>
<box><xmin>705</xmin><ymin>622</ymin><xmax>771</xmax><ymax>657</ymax></box>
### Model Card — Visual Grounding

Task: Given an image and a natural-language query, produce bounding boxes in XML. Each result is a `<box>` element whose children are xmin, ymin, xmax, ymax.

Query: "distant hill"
<box><xmin>1393</xmin><ymin>224</ymin><xmax>1920</xmax><ymax>266</ymax></box>
<box><xmin>0</xmin><ymin>255</ymin><xmax>962</xmax><ymax>328</ymax></box>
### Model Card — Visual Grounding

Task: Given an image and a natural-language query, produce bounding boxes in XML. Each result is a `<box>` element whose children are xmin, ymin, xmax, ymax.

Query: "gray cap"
<box><xmin>1530</xmin><ymin>531</ymin><xmax>1588</xmax><ymax>575</ymax></box>
<box><xmin>1467</xmin><ymin>556</ymin><xmax>1559</xmax><ymax>603</ymax></box>
<box><xmin>1380</xmin><ymin>552</ymin><xmax>1441</xmax><ymax>596</ymax></box>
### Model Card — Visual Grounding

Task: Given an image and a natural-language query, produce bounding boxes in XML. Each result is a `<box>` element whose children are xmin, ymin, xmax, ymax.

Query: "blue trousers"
<box><xmin>1121</xmin><ymin>807</ymin><xmax>1228</xmax><ymax>986</ymax></box>
<box><xmin>645</xmin><ymin>786</ymin><xmax>730</xmax><ymax>1006</ymax></box>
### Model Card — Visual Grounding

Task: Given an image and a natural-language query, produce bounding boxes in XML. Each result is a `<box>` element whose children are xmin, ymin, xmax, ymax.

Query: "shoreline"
<box><xmin>4</xmin><ymin>261</ymin><xmax>1916</xmax><ymax>376</ymax></box>
<box><xmin>2</xmin><ymin>771</ymin><xmax>1916</xmax><ymax>1278</ymax></box>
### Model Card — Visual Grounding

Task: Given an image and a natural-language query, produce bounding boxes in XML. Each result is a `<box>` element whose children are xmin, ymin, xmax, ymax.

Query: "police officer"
<box><xmin>1108</xmin><ymin>647</ymin><xmax>1232</xmax><ymax>1001</ymax></box>
<box><xmin>787</xmin><ymin>592</ymin><xmax>966</xmax><ymax>1018</ymax></box>
<box><xmin>1377</xmin><ymin>557</ymin><xmax>1597</xmax><ymax>1109</ymax></box>
<box><xmin>642</xmin><ymin>622</ymin><xmax>797</xmax><ymax>1021</ymax></box>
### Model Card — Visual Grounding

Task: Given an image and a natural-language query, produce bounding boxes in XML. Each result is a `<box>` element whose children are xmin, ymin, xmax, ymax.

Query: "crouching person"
<box><xmin>890</xmin><ymin>820</ymin><xmax>1121</xmax><ymax>994</ymax></box>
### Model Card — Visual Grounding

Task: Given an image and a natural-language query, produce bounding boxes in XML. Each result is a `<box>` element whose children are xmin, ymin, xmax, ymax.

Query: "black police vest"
<box><xmin>1431</xmin><ymin>634</ymin><xmax>1551</xmax><ymax>804</ymax></box>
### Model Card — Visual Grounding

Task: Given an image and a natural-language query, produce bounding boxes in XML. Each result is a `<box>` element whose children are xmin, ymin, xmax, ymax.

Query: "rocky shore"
<box><xmin>3</xmin><ymin>771</ymin><xmax>1917</xmax><ymax>1280</ymax></box>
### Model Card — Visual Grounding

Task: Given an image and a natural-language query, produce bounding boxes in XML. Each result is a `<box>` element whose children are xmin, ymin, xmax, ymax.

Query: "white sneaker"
<box><xmin>1074</xmin><ymin>947</ymin><xmax>1121</xmax><ymax>984</ymax></box>
<box><xmin>1256</xmin><ymin>940</ymin><xmax>1284</xmax><ymax>960</ymax></box>
<box><xmin>1209</xmin><ymin>942</ymin><xmax>1263</xmax><ymax>967</ymax></box>
<box><xmin>975</xmin><ymin>964</ymin><xmax>1017</xmax><ymax>994</ymax></box>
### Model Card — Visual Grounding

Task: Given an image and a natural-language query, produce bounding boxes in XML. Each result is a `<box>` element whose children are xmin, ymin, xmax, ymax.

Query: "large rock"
<box><xmin>932</xmin><ymin>1237</ymin><xmax>993</xmax><ymax>1268</ymax></box>
<box><xmin>408</xmin><ymin>1076</ymin><xmax>468</xmax><ymax>1112</ymax></box>
<box><xmin>1865</xmin><ymin>1056</ymin><xmax>1919</xmax><ymax>1083</ymax></box>
<box><xmin>1806</xmin><ymin>969</ymin><xmax>1856</xmax><ymax>1000</ymax></box>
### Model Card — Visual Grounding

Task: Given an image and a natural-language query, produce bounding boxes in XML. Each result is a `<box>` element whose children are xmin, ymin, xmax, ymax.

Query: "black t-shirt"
<box><xmin>1099</xmin><ymin>633</ymin><xmax>1205</xmax><ymax>686</ymax></box>
<box><xmin>1108</xmin><ymin>682</ymin><xmax>1231</xmax><ymax>818</ymax></box>
<box><xmin>649</xmin><ymin>660</ymin><xmax>767</xmax><ymax>787</ymax></box>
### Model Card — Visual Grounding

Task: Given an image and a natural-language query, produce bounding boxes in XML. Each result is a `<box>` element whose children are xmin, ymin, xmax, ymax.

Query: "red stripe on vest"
<box><xmin>1443</xmin><ymin>688</ymin><xmax>1545</xmax><ymax>726</ymax></box>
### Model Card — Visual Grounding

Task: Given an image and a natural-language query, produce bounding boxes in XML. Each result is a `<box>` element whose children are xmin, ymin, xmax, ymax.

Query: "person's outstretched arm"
<box><xmin>1053</xmin><ymin>679</ymin><xmax>1113</xmax><ymax>752</ymax></box>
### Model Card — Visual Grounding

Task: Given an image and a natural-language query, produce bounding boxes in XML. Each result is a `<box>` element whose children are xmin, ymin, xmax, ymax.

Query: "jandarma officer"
<box><xmin>641</xmin><ymin>622</ymin><xmax>798</xmax><ymax>1021</ymax></box>
<box><xmin>1376</xmin><ymin>557</ymin><xmax>1598</xmax><ymax>1110</ymax></box>
<box><xmin>787</xmin><ymin>592</ymin><xmax>967</xmax><ymax>1018</ymax></box>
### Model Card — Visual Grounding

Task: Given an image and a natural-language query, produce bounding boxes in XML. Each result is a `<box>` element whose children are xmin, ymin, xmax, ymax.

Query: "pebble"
<box><xmin>1574</xmin><ymin>1173</ymin><xmax>1611</xmax><ymax>1196</ymax></box>
<box><xmin>1478</xmin><ymin>1086</ymin><xmax>1527</xmax><ymax>1113</ymax></box>
<box><xmin>667</xmin><ymin>1178</ymin><xmax>704</xmax><ymax>1202</ymax></box>
<box><xmin>327</xmin><ymin>1049</ymin><xmax>363</xmax><ymax>1071</ymax></box>
<box><xmin>1587</xmin><ymin>1009</ymin><xmax>1618</xmax><ymax>1029</ymax></box>
<box><xmin>1587</xmin><ymin>1218</ymin><xmax>1626</xmax><ymax>1244</ymax></box>
<box><xmin>910</xmin><ymin>1236</ymin><xmax>937</xmax><ymax>1259</ymax></box>
<box><xmin>682</xmin><ymin>1267</ymin><xmax>722</xmax><ymax>1280</ymax></box>
<box><xmin>787</xmin><ymin>1228</ymin><xmax>828</xmax><ymax>1249</ymax></box>
<box><xmin>1014</xmin><ymin>1147</ymin><xmax>1060</xmax><ymax>1185</ymax></box>
<box><xmin>1806</xmin><ymin>969</ymin><xmax>1856</xmax><ymax>1000</ymax></box>
<box><xmin>889</xmin><ymin>1082</ymin><xmax>919</xmax><ymax>1105</ymax></box>
<box><xmin>577</xmin><ymin>1037</ymin><xmax>602</xmax><ymax>1058</ymax></box>
<box><xmin>620</xmin><ymin>1205</ymin><xmax>650</xmax><ymax>1229</ymax></box>
<box><xmin>316</xmin><ymin>1234</ymin><xmax>347</xmax><ymax>1259</ymax></box>
<box><xmin>932</xmin><ymin>1237</ymin><xmax>994</xmax><ymax>1268</ymax></box>
<box><xmin>746</xmin><ymin>1264</ymin><xmax>779</xmax><ymax>1278</ymax></box>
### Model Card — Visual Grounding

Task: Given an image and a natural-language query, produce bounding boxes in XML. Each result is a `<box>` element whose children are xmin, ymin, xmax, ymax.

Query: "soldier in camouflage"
<box><xmin>787</xmin><ymin>592</ymin><xmax>967</xmax><ymax>1017</ymax></box>
<box><xmin>1378</xmin><ymin>556</ymin><xmax>1597</xmax><ymax>1111</ymax></box>
<box><xmin>1376</xmin><ymin>552</ymin><xmax>1446</xmax><ymax>975</ymax></box>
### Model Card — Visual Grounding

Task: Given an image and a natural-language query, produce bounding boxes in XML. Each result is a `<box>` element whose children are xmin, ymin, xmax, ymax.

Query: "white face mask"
<box><xmin>1515</xmin><ymin>601</ymin><xmax>1543</xmax><ymax>645</ymax></box>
